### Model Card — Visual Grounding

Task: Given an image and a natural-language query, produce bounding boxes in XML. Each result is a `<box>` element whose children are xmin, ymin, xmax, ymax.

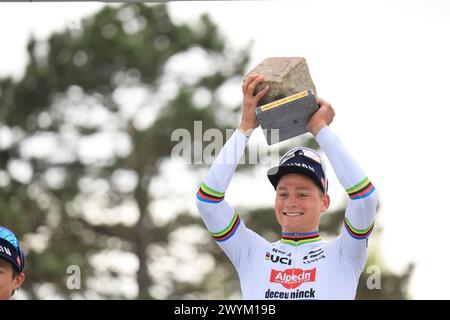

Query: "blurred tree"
<box><xmin>0</xmin><ymin>3</ymin><xmax>250</xmax><ymax>299</ymax></box>
<box><xmin>0</xmin><ymin>3</ymin><xmax>412</xmax><ymax>300</ymax></box>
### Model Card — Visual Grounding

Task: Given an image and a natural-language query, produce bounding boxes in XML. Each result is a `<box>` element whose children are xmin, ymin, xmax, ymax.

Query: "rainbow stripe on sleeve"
<box><xmin>197</xmin><ymin>183</ymin><xmax>225</xmax><ymax>203</ymax></box>
<box><xmin>344</xmin><ymin>218</ymin><xmax>374</xmax><ymax>240</ymax></box>
<box><xmin>209</xmin><ymin>211</ymin><xmax>241</xmax><ymax>242</ymax></box>
<box><xmin>346</xmin><ymin>177</ymin><xmax>375</xmax><ymax>200</ymax></box>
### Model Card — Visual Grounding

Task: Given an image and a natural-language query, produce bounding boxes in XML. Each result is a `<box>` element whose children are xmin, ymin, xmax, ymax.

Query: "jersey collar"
<box><xmin>280</xmin><ymin>230</ymin><xmax>321</xmax><ymax>246</ymax></box>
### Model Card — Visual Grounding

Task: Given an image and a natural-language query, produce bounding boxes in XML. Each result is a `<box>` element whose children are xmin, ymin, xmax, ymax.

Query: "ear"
<box><xmin>13</xmin><ymin>272</ymin><xmax>25</xmax><ymax>291</ymax></box>
<box><xmin>320</xmin><ymin>193</ymin><xmax>330</xmax><ymax>214</ymax></box>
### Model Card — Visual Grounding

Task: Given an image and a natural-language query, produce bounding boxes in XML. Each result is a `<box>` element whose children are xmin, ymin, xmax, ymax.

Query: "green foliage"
<box><xmin>0</xmin><ymin>3</ymin><xmax>248</xmax><ymax>299</ymax></box>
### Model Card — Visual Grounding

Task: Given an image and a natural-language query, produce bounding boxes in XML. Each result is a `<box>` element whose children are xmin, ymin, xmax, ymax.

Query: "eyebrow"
<box><xmin>277</xmin><ymin>186</ymin><xmax>311</xmax><ymax>191</ymax></box>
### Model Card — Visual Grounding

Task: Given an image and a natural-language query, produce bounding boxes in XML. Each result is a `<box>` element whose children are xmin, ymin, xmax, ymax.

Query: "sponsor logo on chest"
<box><xmin>302</xmin><ymin>248</ymin><xmax>326</xmax><ymax>264</ymax></box>
<box><xmin>270</xmin><ymin>268</ymin><xmax>316</xmax><ymax>289</ymax></box>
<box><xmin>265</xmin><ymin>252</ymin><xmax>292</xmax><ymax>265</ymax></box>
<box><xmin>265</xmin><ymin>248</ymin><xmax>293</xmax><ymax>265</ymax></box>
<box><xmin>266</xmin><ymin>247</ymin><xmax>325</xmax><ymax>266</ymax></box>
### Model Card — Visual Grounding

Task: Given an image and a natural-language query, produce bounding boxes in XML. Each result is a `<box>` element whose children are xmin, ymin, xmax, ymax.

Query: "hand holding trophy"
<box><xmin>244</xmin><ymin>57</ymin><xmax>319</xmax><ymax>145</ymax></box>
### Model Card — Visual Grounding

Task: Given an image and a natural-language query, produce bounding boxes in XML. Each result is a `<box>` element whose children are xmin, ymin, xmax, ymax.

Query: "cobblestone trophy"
<box><xmin>244</xmin><ymin>57</ymin><xmax>319</xmax><ymax>145</ymax></box>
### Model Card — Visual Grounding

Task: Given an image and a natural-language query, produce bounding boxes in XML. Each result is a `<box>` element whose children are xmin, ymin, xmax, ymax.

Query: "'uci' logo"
<box><xmin>265</xmin><ymin>252</ymin><xmax>292</xmax><ymax>265</ymax></box>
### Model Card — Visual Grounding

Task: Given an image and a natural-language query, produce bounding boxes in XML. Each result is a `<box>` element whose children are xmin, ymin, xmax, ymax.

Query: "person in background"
<box><xmin>0</xmin><ymin>226</ymin><xmax>26</xmax><ymax>300</ymax></box>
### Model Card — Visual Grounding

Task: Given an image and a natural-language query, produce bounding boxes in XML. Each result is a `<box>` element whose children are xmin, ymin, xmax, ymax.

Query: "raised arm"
<box><xmin>196</xmin><ymin>75</ymin><xmax>270</xmax><ymax>270</ymax></box>
<box><xmin>309</xmin><ymin>99</ymin><xmax>379</xmax><ymax>272</ymax></box>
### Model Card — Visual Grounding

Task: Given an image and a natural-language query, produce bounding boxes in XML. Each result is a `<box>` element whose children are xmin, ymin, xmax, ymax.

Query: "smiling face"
<box><xmin>0</xmin><ymin>258</ymin><xmax>25</xmax><ymax>300</ymax></box>
<box><xmin>275</xmin><ymin>173</ymin><xmax>330</xmax><ymax>233</ymax></box>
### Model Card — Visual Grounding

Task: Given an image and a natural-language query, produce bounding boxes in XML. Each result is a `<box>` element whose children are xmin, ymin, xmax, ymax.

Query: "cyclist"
<box><xmin>196</xmin><ymin>74</ymin><xmax>379</xmax><ymax>299</ymax></box>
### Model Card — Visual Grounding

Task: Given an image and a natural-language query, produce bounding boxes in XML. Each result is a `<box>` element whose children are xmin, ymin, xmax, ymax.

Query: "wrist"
<box><xmin>237</xmin><ymin>126</ymin><xmax>254</xmax><ymax>137</ymax></box>
<box><xmin>310</xmin><ymin>121</ymin><xmax>327</xmax><ymax>137</ymax></box>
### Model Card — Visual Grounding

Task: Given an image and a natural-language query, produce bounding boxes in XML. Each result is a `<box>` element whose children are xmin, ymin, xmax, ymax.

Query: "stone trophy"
<box><xmin>244</xmin><ymin>57</ymin><xmax>319</xmax><ymax>145</ymax></box>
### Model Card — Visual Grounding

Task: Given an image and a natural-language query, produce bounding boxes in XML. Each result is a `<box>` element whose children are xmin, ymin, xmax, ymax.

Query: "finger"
<box><xmin>247</xmin><ymin>75</ymin><xmax>264</xmax><ymax>95</ymax></box>
<box><xmin>254</xmin><ymin>85</ymin><xmax>270</xmax><ymax>100</ymax></box>
<box><xmin>242</xmin><ymin>74</ymin><xmax>261</xmax><ymax>91</ymax></box>
<box><xmin>317</xmin><ymin>98</ymin><xmax>331</xmax><ymax>109</ymax></box>
<box><xmin>242</xmin><ymin>75</ymin><xmax>255</xmax><ymax>92</ymax></box>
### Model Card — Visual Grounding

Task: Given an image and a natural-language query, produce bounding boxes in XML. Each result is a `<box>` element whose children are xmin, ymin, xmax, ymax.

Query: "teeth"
<box><xmin>284</xmin><ymin>212</ymin><xmax>303</xmax><ymax>216</ymax></box>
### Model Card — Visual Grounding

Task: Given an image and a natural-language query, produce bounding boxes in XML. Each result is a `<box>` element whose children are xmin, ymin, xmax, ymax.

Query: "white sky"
<box><xmin>1</xmin><ymin>0</ymin><xmax>450</xmax><ymax>299</ymax></box>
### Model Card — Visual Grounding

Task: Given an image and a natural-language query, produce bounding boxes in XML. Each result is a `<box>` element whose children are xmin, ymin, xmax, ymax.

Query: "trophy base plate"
<box><xmin>256</xmin><ymin>89</ymin><xmax>318</xmax><ymax>145</ymax></box>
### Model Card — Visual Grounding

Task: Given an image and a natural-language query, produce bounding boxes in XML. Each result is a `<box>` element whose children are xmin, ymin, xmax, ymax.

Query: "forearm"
<box><xmin>201</xmin><ymin>129</ymin><xmax>249</xmax><ymax>194</ymax></box>
<box><xmin>310</xmin><ymin>106</ymin><xmax>378</xmax><ymax>271</ymax></box>
<box><xmin>316</xmin><ymin>125</ymin><xmax>378</xmax><ymax>234</ymax></box>
<box><xmin>196</xmin><ymin>129</ymin><xmax>259</xmax><ymax>269</ymax></box>
<box><xmin>196</xmin><ymin>128</ymin><xmax>248</xmax><ymax>236</ymax></box>
<box><xmin>315</xmin><ymin>126</ymin><xmax>375</xmax><ymax>196</ymax></box>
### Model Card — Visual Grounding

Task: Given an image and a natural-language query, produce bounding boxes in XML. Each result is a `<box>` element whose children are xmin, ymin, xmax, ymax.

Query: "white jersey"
<box><xmin>196</xmin><ymin>126</ymin><xmax>379</xmax><ymax>300</ymax></box>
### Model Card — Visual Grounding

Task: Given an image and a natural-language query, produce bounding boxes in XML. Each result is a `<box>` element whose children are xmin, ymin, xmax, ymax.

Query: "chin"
<box><xmin>283</xmin><ymin>224</ymin><xmax>304</xmax><ymax>233</ymax></box>
<box><xmin>283</xmin><ymin>222</ymin><xmax>315</xmax><ymax>233</ymax></box>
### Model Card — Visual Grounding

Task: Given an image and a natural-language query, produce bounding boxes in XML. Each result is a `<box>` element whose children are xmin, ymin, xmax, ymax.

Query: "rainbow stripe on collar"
<box><xmin>346</xmin><ymin>177</ymin><xmax>375</xmax><ymax>200</ymax></box>
<box><xmin>281</xmin><ymin>230</ymin><xmax>321</xmax><ymax>246</ymax></box>
<box><xmin>197</xmin><ymin>183</ymin><xmax>225</xmax><ymax>203</ymax></box>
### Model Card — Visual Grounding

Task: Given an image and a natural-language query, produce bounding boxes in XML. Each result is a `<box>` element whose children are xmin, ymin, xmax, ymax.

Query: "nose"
<box><xmin>285</xmin><ymin>194</ymin><xmax>299</xmax><ymax>208</ymax></box>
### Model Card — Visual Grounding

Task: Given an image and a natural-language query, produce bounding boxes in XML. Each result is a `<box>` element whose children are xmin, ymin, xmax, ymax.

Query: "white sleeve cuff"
<box><xmin>315</xmin><ymin>125</ymin><xmax>335</xmax><ymax>149</ymax></box>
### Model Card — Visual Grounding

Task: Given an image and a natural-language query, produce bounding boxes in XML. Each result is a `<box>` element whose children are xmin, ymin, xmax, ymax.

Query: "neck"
<box><xmin>281</xmin><ymin>230</ymin><xmax>321</xmax><ymax>246</ymax></box>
